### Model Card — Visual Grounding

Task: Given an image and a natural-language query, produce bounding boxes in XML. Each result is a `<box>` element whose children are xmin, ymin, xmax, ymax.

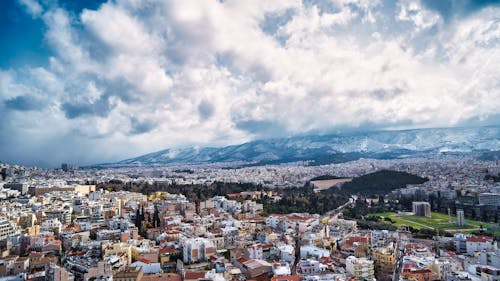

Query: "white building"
<box><xmin>466</xmin><ymin>236</ymin><xmax>496</xmax><ymax>256</ymax></box>
<box><xmin>246</xmin><ymin>244</ymin><xmax>264</xmax><ymax>260</ymax></box>
<box><xmin>345</xmin><ymin>256</ymin><xmax>375</xmax><ymax>281</ymax></box>
<box><xmin>300</xmin><ymin>245</ymin><xmax>330</xmax><ymax>259</ymax></box>
<box><xmin>0</xmin><ymin>217</ymin><xmax>20</xmax><ymax>240</ymax></box>
<box><xmin>211</xmin><ymin>196</ymin><xmax>242</xmax><ymax>215</ymax></box>
<box><xmin>266</xmin><ymin>215</ymin><xmax>284</xmax><ymax>229</ymax></box>
<box><xmin>479</xmin><ymin>251</ymin><xmax>500</xmax><ymax>268</ymax></box>
<box><xmin>40</xmin><ymin>218</ymin><xmax>62</xmax><ymax>234</ymax></box>
<box><xmin>182</xmin><ymin>237</ymin><xmax>216</xmax><ymax>263</ymax></box>
<box><xmin>272</xmin><ymin>262</ymin><xmax>291</xmax><ymax>276</ymax></box>
<box><xmin>296</xmin><ymin>259</ymin><xmax>328</xmax><ymax>276</ymax></box>
<box><xmin>277</xmin><ymin>244</ymin><xmax>295</xmax><ymax>263</ymax></box>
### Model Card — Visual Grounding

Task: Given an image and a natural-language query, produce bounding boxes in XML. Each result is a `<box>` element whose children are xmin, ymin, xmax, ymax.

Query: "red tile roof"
<box><xmin>184</xmin><ymin>271</ymin><xmax>206</xmax><ymax>280</ymax></box>
<box><xmin>237</xmin><ymin>257</ymin><xmax>249</xmax><ymax>263</ymax></box>
<box><xmin>467</xmin><ymin>235</ymin><xmax>493</xmax><ymax>243</ymax></box>
<box><xmin>286</xmin><ymin>215</ymin><xmax>312</xmax><ymax>221</ymax></box>
<box><xmin>271</xmin><ymin>275</ymin><xmax>301</xmax><ymax>281</ymax></box>
<box><xmin>159</xmin><ymin>246</ymin><xmax>177</xmax><ymax>254</ymax></box>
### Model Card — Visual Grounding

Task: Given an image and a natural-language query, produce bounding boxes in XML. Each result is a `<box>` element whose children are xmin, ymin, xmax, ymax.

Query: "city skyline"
<box><xmin>1</xmin><ymin>0</ymin><xmax>499</xmax><ymax>166</ymax></box>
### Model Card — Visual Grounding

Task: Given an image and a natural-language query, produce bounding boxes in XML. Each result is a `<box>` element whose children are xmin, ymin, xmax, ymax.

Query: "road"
<box><xmin>323</xmin><ymin>196</ymin><xmax>355</xmax><ymax>220</ymax></box>
<box><xmin>393</xmin><ymin>247</ymin><xmax>404</xmax><ymax>281</ymax></box>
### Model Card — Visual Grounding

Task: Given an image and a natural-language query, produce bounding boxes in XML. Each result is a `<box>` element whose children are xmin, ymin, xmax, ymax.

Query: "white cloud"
<box><xmin>397</xmin><ymin>0</ymin><xmax>442</xmax><ymax>31</ymax></box>
<box><xmin>1</xmin><ymin>0</ymin><xmax>499</xmax><ymax>166</ymax></box>
<box><xmin>17</xmin><ymin>0</ymin><xmax>43</xmax><ymax>17</ymax></box>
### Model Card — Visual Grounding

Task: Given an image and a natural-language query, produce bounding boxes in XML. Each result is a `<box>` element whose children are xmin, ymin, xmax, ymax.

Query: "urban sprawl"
<box><xmin>0</xmin><ymin>155</ymin><xmax>500</xmax><ymax>281</ymax></box>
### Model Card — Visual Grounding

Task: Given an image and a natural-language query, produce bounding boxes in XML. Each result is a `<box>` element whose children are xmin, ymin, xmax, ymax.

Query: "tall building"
<box><xmin>456</xmin><ymin>210</ymin><xmax>465</xmax><ymax>226</ymax></box>
<box><xmin>412</xmin><ymin>202</ymin><xmax>431</xmax><ymax>217</ymax></box>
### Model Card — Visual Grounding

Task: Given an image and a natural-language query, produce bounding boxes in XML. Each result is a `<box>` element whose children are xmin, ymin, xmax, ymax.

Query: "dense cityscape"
<box><xmin>0</xmin><ymin>155</ymin><xmax>499</xmax><ymax>281</ymax></box>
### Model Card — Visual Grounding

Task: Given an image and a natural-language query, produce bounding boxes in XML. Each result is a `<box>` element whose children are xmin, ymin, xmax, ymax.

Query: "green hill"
<box><xmin>340</xmin><ymin>170</ymin><xmax>428</xmax><ymax>196</ymax></box>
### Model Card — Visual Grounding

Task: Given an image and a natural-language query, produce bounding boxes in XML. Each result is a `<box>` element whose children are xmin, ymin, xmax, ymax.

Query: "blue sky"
<box><xmin>0</xmin><ymin>0</ymin><xmax>499</xmax><ymax>167</ymax></box>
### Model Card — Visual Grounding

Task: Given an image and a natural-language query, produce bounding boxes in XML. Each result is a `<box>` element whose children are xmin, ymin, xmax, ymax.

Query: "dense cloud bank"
<box><xmin>0</xmin><ymin>0</ymin><xmax>499</xmax><ymax>166</ymax></box>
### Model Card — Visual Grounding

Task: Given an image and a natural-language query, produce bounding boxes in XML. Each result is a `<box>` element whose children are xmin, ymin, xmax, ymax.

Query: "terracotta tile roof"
<box><xmin>237</xmin><ymin>257</ymin><xmax>249</xmax><ymax>263</ymax></box>
<box><xmin>271</xmin><ymin>275</ymin><xmax>301</xmax><ymax>281</ymax></box>
<box><xmin>159</xmin><ymin>246</ymin><xmax>177</xmax><ymax>254</ymax></box>
<box><xmin>184</xmin><ymin>271</ymin><xmax>206</xmax><ymax>280</ymax></box>
<box><xmin>286</xmin><ymin>215</ymin><xmax>312</xmax><ymax>221</ymax></box>
<box><xmin>466</xmin><ymin>235</ymin><xmax>493</xmax><ymax>243</ymax></box>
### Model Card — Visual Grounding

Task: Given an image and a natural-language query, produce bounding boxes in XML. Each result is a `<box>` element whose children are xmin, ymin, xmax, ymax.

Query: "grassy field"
<box><xmin>370</xmin><ymin>212</ymin><xmax>497</xmax><ymax>233</ymax></box>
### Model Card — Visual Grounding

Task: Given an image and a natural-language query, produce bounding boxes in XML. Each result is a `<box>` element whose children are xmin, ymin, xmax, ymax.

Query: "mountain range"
<box><xmin>109</xmin><ymin>126</ymin><xmax>500</xmax><ymax>166</ymax></box>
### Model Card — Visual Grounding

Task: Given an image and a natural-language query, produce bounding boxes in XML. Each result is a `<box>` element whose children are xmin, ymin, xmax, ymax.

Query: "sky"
<box><xmin>0</xmin><ymin>0</ymin><xmax>499</xmax><ymax>167</ymax></box>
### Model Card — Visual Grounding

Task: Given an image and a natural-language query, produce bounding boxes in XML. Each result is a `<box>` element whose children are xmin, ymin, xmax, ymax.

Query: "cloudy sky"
<box><xmin>0</xmin><ymin>0</ymin><xmax>499</xmax><ymax>167</ymax></box>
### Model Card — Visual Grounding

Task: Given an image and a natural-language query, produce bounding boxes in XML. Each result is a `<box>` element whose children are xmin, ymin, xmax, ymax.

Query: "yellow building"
<box><xmin>374</xmin><ymin>243</ymin><xmax>396</xmax><ymax>273</ymax></box>
<box><xmin>159</xmin><ymin>246</ymin><xmax>180</xmax><ymax>267</ymax></box>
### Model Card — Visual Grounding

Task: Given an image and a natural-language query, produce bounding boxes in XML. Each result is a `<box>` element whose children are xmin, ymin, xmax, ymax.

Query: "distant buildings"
<box><xmin>2</xmin><ymin>183</ymin><xmax>28</xmax><ymax>195</ymax></box>
<box><xmin>0</xmin><ymin>156</ymin><xmax>500</xmax><ymax>281</ymax></box>
<box><xmin>412</xmin><ymin>201</ymin><xmax>431</xmax><ymax>217</ymax></box>
<box><xmin>479</xmin><ymin>193</ymin><xmax>500</xmax><ymax>206</ymax></box>
<box><xmin>61</xmin><ymin>163</ymin><xmax>77</xmax><ymax>172</ymax></box>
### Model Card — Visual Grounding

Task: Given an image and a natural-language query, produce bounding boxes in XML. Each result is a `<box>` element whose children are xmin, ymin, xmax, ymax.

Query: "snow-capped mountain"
<box><xmin>113</xmin><ymin>126</ymin><xmax>500</xmax><ymax>166</ymax></box>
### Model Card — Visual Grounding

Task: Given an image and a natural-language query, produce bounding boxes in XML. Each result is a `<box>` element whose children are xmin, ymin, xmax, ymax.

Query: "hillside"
<box><xmin>263</xmin><ymin>170</ymin><xmax>426</xmax><ymax>214</ymax></box>
<box><xmin>479</xmin><ymin>150</ymin><xmax>500</xmax><ymax>161</ymax></box>
<box><xmin>340</xmin><ymin>170</ymin><xmax>428</xmax><ymax>195</ymax></box>
<box><xmin>101</xmin><ymin>126</ymin><xmax>500</xmax><ymax>167</ymax></box>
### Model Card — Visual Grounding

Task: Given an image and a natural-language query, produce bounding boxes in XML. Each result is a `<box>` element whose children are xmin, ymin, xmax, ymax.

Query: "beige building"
<box><xmin>114</xmin><ymin>266</ymin><xmax>143</xmax><ymax>281</ymax></box>
<box><xmin>346</xmin><ymin>256</ymin><xmax>375</xmax><ymax>281</ymax></box>
<box><xmin>103</xmin><ymin>242</ymin><xmax>133</xmax><ymax>265</ymax></box>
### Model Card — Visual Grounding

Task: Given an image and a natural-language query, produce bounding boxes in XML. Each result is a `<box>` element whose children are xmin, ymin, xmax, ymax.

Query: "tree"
<box><xmin>135</xmin><ymin>207</ymin><xmax>142</xmax><ymax>229</ymax></box>
<box><xmin>153</xmin><ymin>205</ymin><xmax>161</xmax><ymax>228</ymax></box>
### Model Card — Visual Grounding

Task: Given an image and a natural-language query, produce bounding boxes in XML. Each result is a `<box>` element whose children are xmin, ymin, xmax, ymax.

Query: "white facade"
<box><xmin>266</xmin><ymin>215</ymin><xmax>283</xmax><ymax>229</ymax></box>
<box><xmin>467</xmin><ymin>238</ymin><xmax>495</xmax><ymax>256</ymax></box>
<box><xmin>0</xmin><ymin>217</ymin><xmax>20</xmax><ymax>240</ymax></box>
<box><xmin>182</xmin><ymin>237</ymin><xmax>216</xmax><ymax>263</ymax></box>
<box><xmin>278</xmin><ymin>244</ymin><xmax>295</xmax><ymax>263</ymax></box>
<box><xmin>345</xmin><ymin>256</ymin><xmax>375</xmax><ymax>281</ymax></box>
<box><xmin>40</xmin><ymin>218</ymin><xmax>62</xmax><ymax>233</ymax></box>
<box><xmin>300</xmin><ymin>245</ymin><xmax>330</xmax><ymax>259</ymax></box>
